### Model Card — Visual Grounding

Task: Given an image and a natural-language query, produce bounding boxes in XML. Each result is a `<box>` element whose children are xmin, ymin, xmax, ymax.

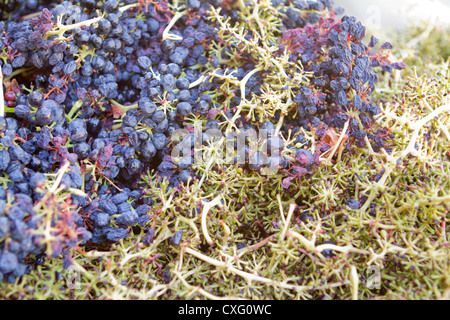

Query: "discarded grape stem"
<box><xmin>0</xmin><ymin>69</ymin><xmax>4</xmax><ymax>117</ymax></box>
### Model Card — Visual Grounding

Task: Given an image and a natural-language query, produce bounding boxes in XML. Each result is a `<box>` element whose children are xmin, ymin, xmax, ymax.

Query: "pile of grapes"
<box><xmin>0</xmin><ymin>0</ymin><xmax>403</xmax><ymax>283</ymax></box>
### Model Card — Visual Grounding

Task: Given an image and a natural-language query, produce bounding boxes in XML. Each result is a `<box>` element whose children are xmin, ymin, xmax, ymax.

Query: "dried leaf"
<box><xmin>282</xmin><ymin>176</ymin><xmax>295</xmax><ymax>189</ymax></box>
<box><xmin>3</xmin><ymin>78</ymin><xmax>20</xmax><ymax>93</ymax></box>
<box><xmin>322</xmin><ymin>128</ymin><xmax>349</xmax><ymax>156</ymax></box>
<box><xmin>323</xmin><ymin>128</ymin><xmax>340</xmax><ymax>146</ymax></box>
<box><xmin>111</xmin><ymin>103</ymin><xmax>125</xmax><ymax>119</ymax></box>
<box><xmin>98</xmin><ymin>144</ymin><xmax>114</xmax><ymax>168</ymax></box>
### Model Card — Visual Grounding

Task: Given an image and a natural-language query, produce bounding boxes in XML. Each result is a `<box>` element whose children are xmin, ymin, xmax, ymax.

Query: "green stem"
<box><xmin>66</xmin><ymin>100</ymin><xmax>83</xmax><ymax>121</ymax></box>
<box><xmin>400</xmin><ymin>103</ymin><xmax>450</xmax><ymax>158</ymax></box>
<box><xmin>270</xmin><ymin>58</ymin><xmax>288</xmax><ymax>78</ymax></box>
<box><xmin>162</xmin><ymin>9</ymin><xmax>187</xmax><ymax>41</ymax></box>
<box><xmin>238</xmin><ymin>0</ymin><xmax>249</xmax><ymax>15</ymax></box>
<box><xmin>109</xmin><ymin>99</ymin><xmax>139</xmax><ymax>112</ymax></box>
<box><xmin>188</xmin><ymin>75</ymin><xmax>207</xmax><ymax>89</ymax></box>
<box><xmin>0</xmin><ymin>69</ymin><xmax>4</xmax><ymax>117</ymax></box>
<box><xmin>119</xmin><ymin>3</ymin><xmax>139</xmax><ymax>12</ymax></box>
<box><xmin>47</xmin><ymin>16</ymin><xmax>103</xmax><ymax>39</ymax></box>
<box><xmin>5</xmin><ymin>67</ymin><xmax>35</xmax><ymax>83</ymax></box>
<box><xmin>111</xmin><ymin>123</ymin><xmax>123</xmax><ymax>131</ymax></box>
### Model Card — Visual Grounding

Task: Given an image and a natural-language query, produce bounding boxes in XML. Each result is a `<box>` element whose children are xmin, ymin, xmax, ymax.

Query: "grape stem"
<box><xmin>4</xmin><ymin>67</ymin><xmax>35</xmax><ymax>83</ymax></box>
<box><xmin>350</xmin><ymin>265</ymin><xmax>359</xmax><ymax>300</ymax></box>
<box><xmin>177</xmin><ymin>216</ymin><xmax>200</xmax><ymax>243</ymax></box>
<box><xmin>119</xmin><ymin>3</ymin><xmax>139</xmax><ymax>12</ymax></box>
<box><xmin>359</xmin><ymin>102</ymin><xmax>450</xmax><ymax>216</ymax></box>
<box><xmin>237</xmin><ymin>0</ymin><xmax>249</xmax><ymax>15</ymax></box>
<box><xmin>109</xmin><ymin>99</ymin><xmax>139</xmax><ymax>112</ymax></box>
<box><xmin>66</xmin><ymin>100</ymin><xmax>83</xmax><ymax>121</ymax></box>
<box><xmin>193</xmin><ymin>66</ymin><xmax>267</xmax><ymax>192</ymax></box>
<box><xmin>279</xmin><ymin>200</ymin><xmax>296</xmax><ymax>241</ymax></box>
<box><xmin>162</xmin><ymin>9</ymin><xmax>187</xmax><ymax>41</ymax></box>
<box><xmin>183</xmin><ymin>246</ymin><xmax>350</xmax><ymax>292</ymax></box>
<box><xmin>423</xmin><ymin>100</ymin><xmax>450</xmax><ymax>144</ymax></box>
<box><xmin>240</xmin><ymin>66</ymin><xmax>264</xmax><ymax>100</ymax></box>
<box><xmin>188</xmin><ymin>75</ymin><xmax>208</xmax><ymax>89</ymax></box>
<box><xmin>50</xmin><ymin>161</ymin><xmax>71</xmax><ymax>193</ymax></box>
<box><xmin>401</xmin><ymin>103</ymin><xmax>450</xmax><ymax>158</ymax></box>
<box><xmin>219</xmin><ymin>220</ymin><xmax>231</xmax><ymax>247</ymax></box>
<box><xmin>172</xmin><ymin>270</ymin><xmax>245</xmax><ymax>300</ymax></box>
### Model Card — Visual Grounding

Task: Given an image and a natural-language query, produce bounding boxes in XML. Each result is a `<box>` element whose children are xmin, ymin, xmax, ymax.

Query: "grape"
<box><xmin>106</xmin><ymin>228</ymin><xmax>129</xmax><ymax>242</ymax></box>
<box><xmin>176</xmin><ymin>102</ymin><xmax>193</xmax><ymax>117</ymax></box>
<box><xmin>116</xmin><ymin>210</ymin><xmax>139</xmax><ymax>227</ymax></box>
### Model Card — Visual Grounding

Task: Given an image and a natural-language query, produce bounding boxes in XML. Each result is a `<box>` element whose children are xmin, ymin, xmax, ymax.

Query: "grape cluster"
<box><xmin>281</xmin><ymin>13</ymin><xmax>404</xmax><ymax>153</ymax></box>
<box><xmin>0</xmin><ymin>0</ymin><xmax>402</xmax><ymax>282</ymax></box>
<box><xmin>0</xmin><ymin>117</ymin><xmax>90</xmax><ymax>283</ymax></box>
